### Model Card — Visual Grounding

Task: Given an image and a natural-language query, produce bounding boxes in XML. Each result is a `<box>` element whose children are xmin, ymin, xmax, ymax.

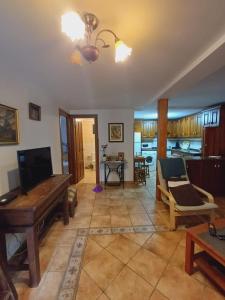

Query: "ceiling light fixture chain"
<box><xmin>61</xmin><ymin>11</ymin><xmax>132</xmax><ymax>64</ymax></box>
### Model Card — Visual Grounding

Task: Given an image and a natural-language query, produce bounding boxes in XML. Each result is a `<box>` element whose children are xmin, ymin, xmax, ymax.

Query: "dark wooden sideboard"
<box><xmin>0</xmin><ymin>174</ymin><xmax>71</xmax><ymax>288</ymax></box>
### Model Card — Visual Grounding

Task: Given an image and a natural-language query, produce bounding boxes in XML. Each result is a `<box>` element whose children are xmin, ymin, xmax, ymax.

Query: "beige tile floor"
<box><xmin>13</xmin><ymin>182</ymin><xmax>225</xmax><ymax>300</ymax></box>
<box><xmin>79</xmin><ymin>169</ymin><xmax>96</xmax><ymax>184</ymax></box>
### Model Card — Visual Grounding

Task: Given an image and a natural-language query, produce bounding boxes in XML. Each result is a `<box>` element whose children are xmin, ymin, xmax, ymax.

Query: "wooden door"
<box><xmin>74</xmin><ymin>120</ymin><xmax>84</xmax><ymax>182</ymax></box>
<box><xmin>203</xmin><ymin>127</ymin><xmax>220</xmax><ymax>157</ymax></box>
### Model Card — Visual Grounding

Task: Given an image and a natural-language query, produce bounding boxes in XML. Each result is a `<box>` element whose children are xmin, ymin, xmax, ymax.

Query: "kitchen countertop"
<box><xmin>141</xmin><ymin>148</ymin><xmax>171</xmax><ymax>151</ymax></box>
<box><xmin>171</xmin><ymin>148</ymin><xmax>202</xmax><ymax>156</ymax></box>
<box><xmin>185</xmin><ymin>156</ymin><xmax>225</xmax><ymax>160</ymax></box>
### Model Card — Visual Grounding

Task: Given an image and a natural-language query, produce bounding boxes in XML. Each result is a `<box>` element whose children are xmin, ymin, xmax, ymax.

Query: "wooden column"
<box><xmin>156</xmin><ymin>98</ymin><xmax>168</xmax><ymax>200</ymax></box>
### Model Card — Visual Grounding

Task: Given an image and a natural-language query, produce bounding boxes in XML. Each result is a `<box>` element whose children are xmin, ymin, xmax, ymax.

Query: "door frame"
<box><xmin>71</xmin><ymin>114</ymin><xmax>100</xmax><ymax>185</ymax></box>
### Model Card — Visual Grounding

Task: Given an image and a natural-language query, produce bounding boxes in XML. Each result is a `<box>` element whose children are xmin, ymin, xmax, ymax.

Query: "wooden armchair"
<box><xmin>157</xmin><ymin>158</ymin><xmax>218</xmax><ymax>230</ymax></box>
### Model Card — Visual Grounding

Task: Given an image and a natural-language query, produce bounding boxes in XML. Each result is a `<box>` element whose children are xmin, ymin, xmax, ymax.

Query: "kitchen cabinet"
<box><xmin>167</xmin><ymin>113</ymin><xmax>203</xmax><ymax>138</ymax></box>
<box><xmin>142</xmin><ymin>120</ymin><xmax>157</xmax><ymax>138</ymax></box>
<box><xmin>186</xmin><ymin>158</ymin><xmax>225</xmax><ymax>196</ymax></box>
<box><xmin>189</xmin><ymin>114</ymin><xmax>203</xmax><ymax>137</ymax></box>
<box><xmin>171</xmin><ymin>117</ymin><xmax>188</xmax><ymax>138</ymax></box>
<box><xmin>203</xmin><ymin>106</ymin><xmax>220</xmax><ymax>127</ymax></box>
<box><xmin>135</xmin><ymin>112</ymin><xmax>204</xmax><ymax>139</ymax></box>
<box><xmin>134</xmin><ymin>120</ymin><xmax>142</xmax><ymax>132</ymax></box>
<box><xmin>167</xmin><ymin>120</ymin><xmax>177</xmax><ymax>137</ymax></box>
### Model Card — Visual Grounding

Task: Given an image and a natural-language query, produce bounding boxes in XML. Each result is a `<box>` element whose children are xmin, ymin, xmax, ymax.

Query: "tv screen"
<box><xmin>17</xmin><ymin>147</ymin><xmax>53</xmax><ymax>192</ymax></box>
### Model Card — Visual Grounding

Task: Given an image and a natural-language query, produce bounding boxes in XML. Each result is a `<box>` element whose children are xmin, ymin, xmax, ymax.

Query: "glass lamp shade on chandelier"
<box><xmin>61</xmin><ymin>11</ymin><xmax>132</xmax><ymax>63</ymax></box>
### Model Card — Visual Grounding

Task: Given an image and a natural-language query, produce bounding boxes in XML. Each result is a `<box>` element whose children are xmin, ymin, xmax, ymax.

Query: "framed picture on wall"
<box><xmin>108</xmin><ymin>123</ymin><xmax>124</xmax><ymax>142</ymax></box>
<box><xmin>0</xmin><ymin>104</ymin><xmax>19</xmax><ymax>145</ymax></box>
<box><xmin>29</xmin><ymin>102</ymin><xmax>41</xmax><ymax>121</ymax></box>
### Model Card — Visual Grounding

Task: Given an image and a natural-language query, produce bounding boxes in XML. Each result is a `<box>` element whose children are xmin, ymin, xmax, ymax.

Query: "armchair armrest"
<box><xmin>192</xmin><ymin>184</ymin><xmax>214</xmax><ymax>203</ymax></box>
<box><xmin>157</xmin><ymin>185</ymin><xmax>176</xmax><ymax>204</ymax></box>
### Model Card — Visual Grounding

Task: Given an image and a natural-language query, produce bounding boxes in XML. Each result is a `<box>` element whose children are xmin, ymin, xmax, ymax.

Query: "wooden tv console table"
<box><xmin>0</xmin><ymin>174</ymin><xmax>71</xmax><ymax>288</ymax></box>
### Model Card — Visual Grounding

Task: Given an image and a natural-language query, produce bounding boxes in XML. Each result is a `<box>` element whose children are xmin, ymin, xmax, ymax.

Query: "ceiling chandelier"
<box><xmin>61</xmin><ymin>11</ymin><xmax>132</xmax><ymax>64</ymax></box>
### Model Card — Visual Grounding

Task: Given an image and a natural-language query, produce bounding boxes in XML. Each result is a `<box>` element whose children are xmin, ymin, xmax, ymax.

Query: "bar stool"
<box><xmin>134</xmin><ymin>156</ymin><xmax>146</xmax><ymax>184</ymax></box>
<box><xmin>144</xmin><ymin>156</ymin><xmax>153</xmax><ymax>177</ymax></box>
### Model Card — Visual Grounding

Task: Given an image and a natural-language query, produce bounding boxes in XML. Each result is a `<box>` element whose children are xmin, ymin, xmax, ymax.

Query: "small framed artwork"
<box><xmin>0</xmin><ymin>104</ymin><xmax>19</xmax><ymax>145</ymax></box>
<box><xmin>29</xmin><ymin>102</ymin><xmax>41</xmax><ymax>121</ymax></box>
<box><xmin>118</xmin><ymin>152</ymin><xmax>124</xmax><ymax>161</ymax></box>
<box><xmin>108</xmin><ymin>123</ymin><xmax>124</xmax><ymax>142</ymax></box>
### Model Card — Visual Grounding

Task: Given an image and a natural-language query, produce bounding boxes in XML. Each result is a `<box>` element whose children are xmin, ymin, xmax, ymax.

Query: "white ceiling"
<box><xmin>1</xmin><ymin>0</ymin><xmax>225</xmax><ymax>112</ymax></box>
<box><xmin>136</xmin><ymin>62</ymin><xmax>225</xmax><ymax>119</ymax></box>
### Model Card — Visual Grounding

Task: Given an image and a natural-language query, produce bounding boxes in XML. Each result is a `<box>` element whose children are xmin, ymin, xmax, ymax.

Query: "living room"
<box><xmin>1</xmin><ymin>1</ymin><xmax>225</xmax><ymax>299</ymax></box>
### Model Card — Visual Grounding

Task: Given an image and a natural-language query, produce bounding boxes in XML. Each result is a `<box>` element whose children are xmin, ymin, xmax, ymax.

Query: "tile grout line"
<box><xmin>153</xmin><ymin>233</ymin><xmax>189</xmax><ymax>299</ymax></box>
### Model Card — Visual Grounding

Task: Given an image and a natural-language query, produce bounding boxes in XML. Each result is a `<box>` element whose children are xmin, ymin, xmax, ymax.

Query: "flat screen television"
<box><xmin>17</xmin><ymin>147</ymin><xmax>53</xmax><ymax>193</ymax></box>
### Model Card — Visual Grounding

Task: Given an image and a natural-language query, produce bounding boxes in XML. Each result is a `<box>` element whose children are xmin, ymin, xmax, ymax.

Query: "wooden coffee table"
<box><xmin>185</xmin><ymin>218</ymin><xmax>225</xmax><ymax>292</ymax></box>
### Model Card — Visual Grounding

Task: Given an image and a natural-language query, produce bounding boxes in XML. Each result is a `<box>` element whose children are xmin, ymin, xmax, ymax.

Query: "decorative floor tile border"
<box><xmin>58</xmin><ymin>224</ymin><xmax>171</xmax><ymax>299</ymax></box>
<box><xmin>58</xmin><ymin>234</ymin><xmax>87</xmax><ymax>300</ymax></box>
<box><xmin>77</xmin><ymin>225</ymin><xmax>170</xmax><ymax>236</ymax></box>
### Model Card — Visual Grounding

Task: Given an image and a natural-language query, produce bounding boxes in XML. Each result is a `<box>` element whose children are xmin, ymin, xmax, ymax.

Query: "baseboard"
<box><xmin>100</xmin><ymin>181</ymin><xmax>134</xmax><ymax>186</ymax></box>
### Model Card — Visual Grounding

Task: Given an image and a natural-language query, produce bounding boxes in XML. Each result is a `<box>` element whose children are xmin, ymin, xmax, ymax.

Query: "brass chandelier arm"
<box><xmin>95</xmin><ymin>38</ymin><xmax>110</xmax><ymax>48</ymax></box>
<box><xmin>95</xmin><ymin>29</ymin><xmax>120</xmax><ymax>44</ymax></box>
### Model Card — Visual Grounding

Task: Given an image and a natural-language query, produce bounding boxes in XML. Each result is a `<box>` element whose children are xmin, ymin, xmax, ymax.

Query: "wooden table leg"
<box><xmin>63</xmin><ymin>190</ymin><xmax>69</xmax><ymax>225</ymax></box>
<box><xmin>26</xmin><ymin>226</ymin><xmax>40</xmax><ymax>287</ymax></box>
<box><xmin>185</xmin><ymin>232</ymin><xmax>195</xmax><ymax>274</ymax></box>
<box><xmin>0</xmin><ymin>232</ymin><xmax>8</xmax><ymax>264</ymax></box>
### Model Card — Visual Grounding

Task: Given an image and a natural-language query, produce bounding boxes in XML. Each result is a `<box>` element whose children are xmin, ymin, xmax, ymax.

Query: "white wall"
<box><xmin>0</xmin><ymin>77</ymin><xmax>62</xmax><ymax>257</ymax></box>
<box><xmin>71</xmin><ymin>109</ymin><xmax>134</xmax><ymax>182</ymax></box>
<box><xmin>0</xmin><ymin>83</ymin><xmax>62</xmax><ymax>195</ymax></box>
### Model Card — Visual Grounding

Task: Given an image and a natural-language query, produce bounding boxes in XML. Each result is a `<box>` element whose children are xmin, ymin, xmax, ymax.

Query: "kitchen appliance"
<box><xmin>134</xmin><ymin>132</ymin><xmax>141</xmax><ymax>156</ymax></box>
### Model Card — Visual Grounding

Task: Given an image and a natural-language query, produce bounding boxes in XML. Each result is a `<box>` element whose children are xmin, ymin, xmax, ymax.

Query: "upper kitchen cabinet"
<box><xmin>189</xmin><ymin>113</ymin><xmax>203</xmax><ymax>137</ymax></box>
<box><xmin>172</xmin><ymin>114</ymin><xmax>202</xmax><ymax>138</ymax></box>
<box><xmin>135</xmin><ymin>105</ymin><xmax>223</xmax><ymax>146</ymax></box>
<box><xmin>203</xmin><ymin>106</ymin><xmax>220</xmax><ymax>127</ymax></box>
<box><xmin>167</xmin><ymin>120</ymin><xmax>177</xmax><ymax>137</ymax></box>
<box><xmin>134</xmin><ymin>120</ymin><xmax>142</xmax><ymax>132</ymax></box>
<box><xmin>179</xmin><ymin>116</ymin><xmax>189</xmax><ymax>137</ymax></box>
<box><xmin>135</xmin><ymin>113</ymin><xmax>203</xmax><ymax>139</ymax></box>
<box><xmin>142</xmin><ymin>120</ymin><xmax>157</xmax><ymax>138</ymax></box>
